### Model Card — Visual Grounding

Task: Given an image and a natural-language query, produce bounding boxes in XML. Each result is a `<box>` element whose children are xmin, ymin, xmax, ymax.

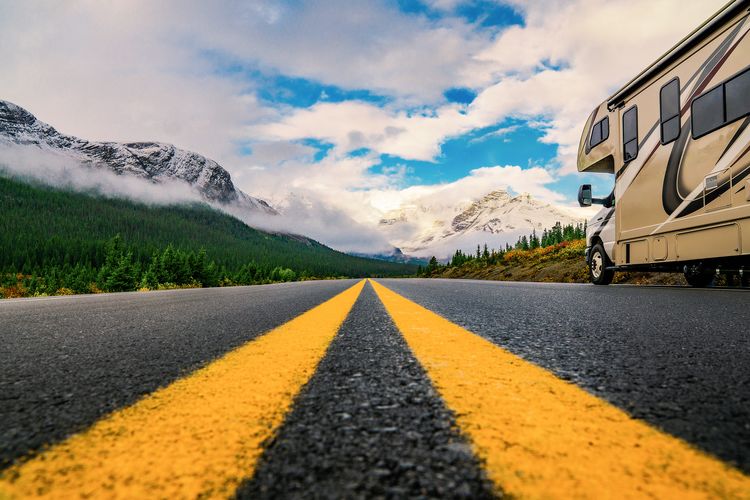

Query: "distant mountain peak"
<box><xmin>378</xmin><ymin>189</ymin><xmax>583</xmax><ymax>257</ymax></box>
<box><xmin>0</xmin><ymin>100</ymin><xmax>276</xmax><ymax>214</ymax></box>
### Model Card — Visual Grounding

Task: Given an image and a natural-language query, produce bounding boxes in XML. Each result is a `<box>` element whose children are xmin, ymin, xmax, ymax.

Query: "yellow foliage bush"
<box><xmin>0</xmin><ymin>285</ymin><xmax>28</xmax><ymax>299</ymax></box>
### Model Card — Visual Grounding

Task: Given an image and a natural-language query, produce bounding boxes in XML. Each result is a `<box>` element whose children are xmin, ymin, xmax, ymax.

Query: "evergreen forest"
<box><xmin>0</xmin><ymin>175</ymin><xmax>415</xmax><ymax>298</ymax></box>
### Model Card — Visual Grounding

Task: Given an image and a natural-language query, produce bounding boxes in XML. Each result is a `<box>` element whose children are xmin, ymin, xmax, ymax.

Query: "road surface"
<box><xmin>1</xmin><ymin>279</ymin><xmax>748</xmax><ymax>498</ymax></box>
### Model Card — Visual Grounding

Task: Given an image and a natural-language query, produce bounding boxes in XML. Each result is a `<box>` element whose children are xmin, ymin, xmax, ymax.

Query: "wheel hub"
<box><xmin>591</xmin><ymin>252</ymin><xmax>603</xmax><ymax>278</ymax></box>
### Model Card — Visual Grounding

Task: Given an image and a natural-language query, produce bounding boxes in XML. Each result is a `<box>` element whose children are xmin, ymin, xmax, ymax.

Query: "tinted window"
<box><xmin>622</xmin><ymin>106</ymin><xmax>638</xmax><ymax>162</ymax></box>
<box><xmin>660</xmin><ymin>79</ymin><xmax>680</xmax><ymax>144</ymax></box>
<box><xmin>589</xmin><ymin>116</ymin><xmax>609</xmax><ymax>148</ymax></box>
<box><xmin>662</xmin><ymin>116</ymin><xmax>681</xmax><ymax>145</ymax></box>
<box><xmin>692</xmin><ymin>85</ymin><xmax>724</xmax><ymax>138</ymax></box>
<box><xmin>590</xmin><ymin>121</ymin><xmax>602</xmax><ymax>146</ymax></box>
<box><xmin>624</xmin><ymin>139</ymin><xmax>638</xmax><ymax>162</ymax></box>
<box><xmin>725</xmin><ymin>68</ymin><xmax>750</xmax><ymax>123</ymax></box>
<box><xmin>660</xmin><ymin>79</ymin><xmax>680</xmax><ymax>119</ymax></box>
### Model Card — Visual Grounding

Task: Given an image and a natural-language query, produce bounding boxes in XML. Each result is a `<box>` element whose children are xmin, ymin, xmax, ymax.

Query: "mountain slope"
<box><xmin>0</xmin><ymin>100</ymin><xmax>274</xmax><ymax>213</ymax></box>
<box><xmin>379</xmin><ymin>189</ymin><xmax>584</xmax><ymax>258</ymax></box>
<box><xmin>0</xmin><ymin>175</ymin><xmax>415</xmax><ymax>278</ymax></box>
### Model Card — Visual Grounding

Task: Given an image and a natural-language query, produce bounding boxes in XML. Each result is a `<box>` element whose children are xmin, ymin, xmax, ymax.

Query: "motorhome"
<box><xmin>578</xmin><ymin>0</ymin><xmax>750</xmax><ymax>286</ymax></box>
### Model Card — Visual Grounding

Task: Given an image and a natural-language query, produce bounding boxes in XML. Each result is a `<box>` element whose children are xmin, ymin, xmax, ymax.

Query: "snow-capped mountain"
<box><xmin>379</xmin><ymin>189</ymin><xmax>585</xmax><ymax>258</ymax></box>
<box><xmin>0</xmin><ymin>100</ymin><xmax>275</xmax><ymax>214</ymax></box>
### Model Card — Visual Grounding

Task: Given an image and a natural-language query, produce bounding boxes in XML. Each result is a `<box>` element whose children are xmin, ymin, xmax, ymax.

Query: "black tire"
<box><xmin>684</xmin><ymin>265</ymin><xmax>714</xmax><ymax>288</ymax></box>
<box><xmin>589</xmin><ymin>243</ymin><xmax>614</xmax><ymax>285</ymax></box>
<box><xmin>741</xmin><ymin>271</ymin><xmax>750</xmax><ymax>288</ymax></box>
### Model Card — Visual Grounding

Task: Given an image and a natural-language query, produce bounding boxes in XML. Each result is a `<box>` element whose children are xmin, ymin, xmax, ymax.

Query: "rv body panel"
<box><xmin>580</xmin><ymin>1</ymin><xmax>750</xmax><ymax>272</ymax></box>
<box><xmin>585</xmin><ymin>206</ymin><xmax>616</xmax><ymax>261</ymax></box>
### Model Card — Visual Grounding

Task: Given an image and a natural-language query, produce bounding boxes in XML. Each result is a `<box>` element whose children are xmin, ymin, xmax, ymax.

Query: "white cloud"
<box><xmin>469</xmin><ymin>125</ymin><xmax>520</xmax><ymax>144</ymax></box>
<box><xmin>176</xmin><ymin>0</ymin><xmax>495</xmax><ymax>101</ymax></box>
<box><xmin>476</xmin><ymin>0</ymin><xmax>725</xmax><ymax>172</ymax></box>
<box><xmin>0</xmin><ymin>1</ymin><xmax>271</xmax><ymax>170</ymax></box>
<box><xmin>237</xmin><ymin>194</ymin><xmax>395</xmax><ymax>254</ymax></box>
<box><xmin>0</xmin><ymin>0</ymin><xmax>496</xmax><ymax>166</ymax></box>
<box><xmin>252</xmin><ymin>101</ymin><xmax>466</xmax><ymax>161</ymax></box>
<box><xmin>245</xmin><ymin>141</ymin><xmax>318</xmax><ymax>167</ymax></box>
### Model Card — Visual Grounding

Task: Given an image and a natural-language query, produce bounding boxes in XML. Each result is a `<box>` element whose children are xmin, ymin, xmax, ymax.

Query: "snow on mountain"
<box><xmin>379</xmin><ymin>189</ymin><xmax>585</xmax><ymax>258</ymax></box>
<box><xmin>0</xmin><ymin>100</ymin><xmax>276</xmax><ymax>214</ymax></box>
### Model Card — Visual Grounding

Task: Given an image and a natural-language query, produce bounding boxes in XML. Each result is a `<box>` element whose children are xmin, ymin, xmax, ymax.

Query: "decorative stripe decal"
<box><xmin>662</xmin><ymin>19</ymin><xmax>749</xmax><ymax>217</ymax></box>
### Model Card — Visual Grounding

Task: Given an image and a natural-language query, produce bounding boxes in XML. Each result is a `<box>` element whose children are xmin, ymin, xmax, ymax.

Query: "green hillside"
<box><xmin>0</xmin><ymin>174</ymin><xmax>414</xmax><ymax>297</ymax></box>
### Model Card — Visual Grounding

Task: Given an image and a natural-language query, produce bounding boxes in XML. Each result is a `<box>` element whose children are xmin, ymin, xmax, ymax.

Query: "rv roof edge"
<box><xmin>606</xmin><ymin>0</ymin><xmax>750</xmax><ymax>109</ymax></box>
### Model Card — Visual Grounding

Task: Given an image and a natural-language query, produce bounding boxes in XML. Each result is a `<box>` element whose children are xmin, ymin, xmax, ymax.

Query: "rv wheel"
<box><xmin>683</xmin><ymin>265</ymin><xmax>714</xmax><ymax>288</ymax></box>
<box><xmin>589</xmin><ymin>243</ymin><xmax>614</xmax><ymax>285</ymax></box>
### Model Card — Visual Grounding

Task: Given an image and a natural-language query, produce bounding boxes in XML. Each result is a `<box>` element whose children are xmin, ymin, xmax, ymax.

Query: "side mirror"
<box><xmin>578</xmin><ymin>184</ymin><xmax>592</xmax><ymax>207</ymax></box>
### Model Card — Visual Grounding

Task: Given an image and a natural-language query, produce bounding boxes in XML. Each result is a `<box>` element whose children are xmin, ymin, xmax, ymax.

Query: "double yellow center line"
<box><xmin>0</xmin><ymin>281</ymin><xmax>364</xmax><ymax>499</ymax></box>
<box><xmin>1</xmin><ymin>279</ymin><xmax>748</xmax><ymax>498</ymax></box>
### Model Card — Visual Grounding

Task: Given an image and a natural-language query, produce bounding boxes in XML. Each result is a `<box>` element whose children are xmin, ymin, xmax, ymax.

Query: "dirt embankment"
<box><xmin>428</xmin><ymin>240</ymin><xmax>688</xmax><ymax>286</ymax></box>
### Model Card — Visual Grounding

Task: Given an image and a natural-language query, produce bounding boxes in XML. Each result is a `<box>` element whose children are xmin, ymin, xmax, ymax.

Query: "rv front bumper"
<box><xmin>585</xmin><ymin>246</ymin><xmax>591</xmax><ymax>265</ymax></box>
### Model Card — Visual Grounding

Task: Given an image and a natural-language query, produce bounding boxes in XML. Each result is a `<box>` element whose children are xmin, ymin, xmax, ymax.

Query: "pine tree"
<box><xmin>140</xmin><ymin>260</ymin><xmax>159</xmax><ymax>289</ymax></box>
<box><xmin>105</xmin><ymin>252</ymin><xmax>137</xmax><ymax>292</ymax></box>
<box><xmin>530</xmin><ymin>230</ymin><xmax>540</xmax><ymax>249</ymax></box>
<box><xmin>427</xmin><ymin>256</ymin><xmax>439</xmax><ymax>274</ymax></box>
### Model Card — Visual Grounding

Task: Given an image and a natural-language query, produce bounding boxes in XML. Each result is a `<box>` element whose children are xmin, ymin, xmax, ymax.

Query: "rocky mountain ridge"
<box><xmin>0</xmin><ymin>100</ymin><xmax>275</xmax><ymax>213</ymax></box>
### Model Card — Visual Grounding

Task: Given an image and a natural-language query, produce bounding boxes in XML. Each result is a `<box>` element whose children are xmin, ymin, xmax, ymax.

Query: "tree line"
<box><xmin>0</xmin><ymin>234</ymin><xmax>302</xmax><ymax>298</ymax></box>
<box><xmin>416</xmin><ymin>222</ymin><xmax>586</xmax><ymax>276</ymax></box>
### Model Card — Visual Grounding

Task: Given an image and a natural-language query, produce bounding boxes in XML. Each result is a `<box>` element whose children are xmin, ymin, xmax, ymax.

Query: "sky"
<box><xmin>0</xmin><ymin>0</ymin><xmax>727</xmax><ymax>251</ymax></box>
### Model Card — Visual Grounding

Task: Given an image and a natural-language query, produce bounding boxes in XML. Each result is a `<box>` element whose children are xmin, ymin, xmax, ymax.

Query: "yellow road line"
<box><xmin>370</xmin><ymin>280</ymin><xmax>750</xmax><ymax>499</ymax></box>
<box><xmin>0</xmin><ymin>280</ymin><xmax>365</xmax><ymax>499</ymax></box>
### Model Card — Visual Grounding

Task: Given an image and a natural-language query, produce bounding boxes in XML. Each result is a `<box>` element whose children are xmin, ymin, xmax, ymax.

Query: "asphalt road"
<box><xmin>378</xmin><ymin>278</ymin><xmax>750</xmax><ymax>472</ymax></box>
<box><xmin>0</xmin><ymin>280</ymin><xmax>357</xmax><ymax>468</ymax></box>
<box><xmin>1</xmin><ymin>279</ymin><xmax>748</xmax><ymax>498</ymax></box>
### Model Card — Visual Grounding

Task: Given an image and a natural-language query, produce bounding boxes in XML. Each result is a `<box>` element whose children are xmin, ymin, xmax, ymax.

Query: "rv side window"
<box><xmin>660</xmin><ymin>78</ymin><xmax>680</xmax><ymax>144</ymax></box>
<box><xmin>692</xmin><ymin>66</ymin><xmax>750</xmax><ymax>139</ymax></box>
<box><xmin>622</xmin><ymin>106</ymin><xmax>638</xmax><ymax>162</ymax></box>
<box><xmin>692</xmin><ymin>86</ymin><xmax>724</xmax><ymax>138</ymax></box>
<box><xmin>725</xmin><ymin>67</ymin><xmax>750</xmax><ymax>123</ymax></box>
<box><xmin>589</xmin><ymin>116</ymin><xmax>609</xmax><ymax>148</ymax></box>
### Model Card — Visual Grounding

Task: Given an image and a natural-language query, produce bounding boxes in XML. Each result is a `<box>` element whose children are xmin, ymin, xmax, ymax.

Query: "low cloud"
<box><xmin>234</xmin><ymin>194</ymin><xmax>395</xmax><ymax>254</ymax></box>
<box><xmin>0</xmin><ymin>144</ymin><xmax>203</xmax><ymax>206</ymax></box>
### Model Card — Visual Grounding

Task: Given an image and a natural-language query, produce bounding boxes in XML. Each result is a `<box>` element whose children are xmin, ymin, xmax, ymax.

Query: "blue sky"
<box><xmin>396</xmin><ymin>0</ymin><xmax>524</xmax><ymax>26</ymax></box>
